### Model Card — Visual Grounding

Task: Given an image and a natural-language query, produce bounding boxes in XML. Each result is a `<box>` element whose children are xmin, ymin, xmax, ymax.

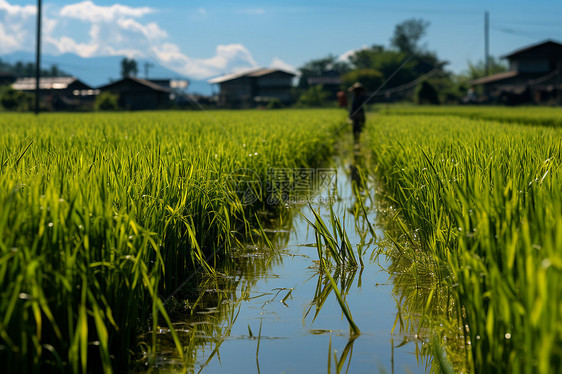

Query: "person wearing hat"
<box><xmin>348</xmin><ymin>82</ymin><xmax>367</xmax><ymax>143</ymax></box>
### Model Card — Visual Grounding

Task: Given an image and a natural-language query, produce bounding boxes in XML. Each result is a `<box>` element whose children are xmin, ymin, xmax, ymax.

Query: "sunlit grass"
<box><xmin>0</xmin><ymin>109</ymin><xmax>344</xmax><ymax>372</ymax></box>
<box><xmin>368</xmin><ymin>113</ymin><xmax>562</xmax><ymax>373</ymax></box>
<box><xmin>375</xmin><ymin>104</ymin><xmax>562</xmax><ymax>127</ymax></box>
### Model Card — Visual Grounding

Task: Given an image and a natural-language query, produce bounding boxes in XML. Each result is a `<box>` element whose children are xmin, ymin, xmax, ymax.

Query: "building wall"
<box><xmin>102</xmin><ymin>80</ymin><xmax>170</xmax><ymax>110</ymax></box>
<box><xmin>510</xmin><ymin>58</ymin><xmax>550</xmax><ymax>73</ymax></box>
<box><xmin>216</xmin><ymin>72</ymin><xmax>295</xmax><ymax>108</ymax></box>
<box><xmin>255</xmin><ymin>73</ymin><xmax>294</xmax><ymax>103</ymax></box>
<box><xmin>218</xmin><ymin>77</ymin><xmax>254</xmax><ymax>108</ymax></box>
<box><xmin>256</xmin><ymin>72</ymin><xmax>293</xmax><ymax>88</ymax></box>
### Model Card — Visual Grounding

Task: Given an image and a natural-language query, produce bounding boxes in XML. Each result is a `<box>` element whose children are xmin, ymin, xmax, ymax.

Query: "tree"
<box><xmin>120</xmin><ymin>58</ymin><xmax>138</xmax><ymax>78</ymax></box>
<box><xmin>341</xmin><ymin>69</ymin><xmax>383</xmax><ymax>92</ymax></box>
<box><xmin>0</xmin><ymin>86</ymin><xmax>33</xmax><ymax>111</ymax></box>
<box><xmin>466</xmin><ymin>56</ymin><xmax>508</xmax><ymax>79</ymax></box>
<box><xmin>349</xmin><ymin>46</ymin><xmax>418</xmax><ymax>87</ymax></box>
<box><xmin>296</xmin><ymin>85</ymin><xmax>330</xmax><ymax>107</ymax></box>
<box><xmin>390</xmin><ymin>18</ymin><xmax>430</xmax><ymax>55</ymax></box>
<box><xmin>0</xmin><ymin>60</ymin><xmax>68</xmax><ymax>78</ymax></box>
<box><xmin>49</xmin><ymin>65</ymin><xmax>60</xmax><ymax>77</ymax></box>
<box><xmin>298</xmin><ymin>55</ymin><xmax>350</xmax><ymax>88</ymax></box>
<box><xmin>416</xmin><ymin>81</ymin><xmax>440</xmax><ymax>105</ymax></box>
<box><xmin>95</xmin><ymin>91</ymin><xmax>120</xmax><ymax>110</ymax></box>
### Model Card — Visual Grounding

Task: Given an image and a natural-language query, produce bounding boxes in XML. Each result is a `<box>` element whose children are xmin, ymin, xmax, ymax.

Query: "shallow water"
<box><xmin>145</xmin><ymin>146</ymin><xmax>434</xmax><ymax>373</ymax></box>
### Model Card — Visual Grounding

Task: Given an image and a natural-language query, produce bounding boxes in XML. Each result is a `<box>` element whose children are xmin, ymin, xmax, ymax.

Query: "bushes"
<box><xmin>0</xmin><ymin>86</ymin><xmax>33</xmax><ymax>111</ymax></box>
<box><xmin>416</xmin><ymin>81</ymin><xmax>440</xmax><ymax>105</ymax></box>
<box><xmin>95</xmin><ymin>91</ymin><xmax>120</xmax><ymax>111</ymax></box>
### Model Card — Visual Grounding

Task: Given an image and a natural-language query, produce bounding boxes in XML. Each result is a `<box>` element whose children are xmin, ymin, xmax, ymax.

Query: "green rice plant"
<box><xmin>303</xmin><ymin>204</ymin><xmax>362</xmax><ymax>337</ymax></box>
<box><xmin>303</xmin><ymin>206</ymin><xmax>358</xmax><ymax>269</ymax></box>
<box><xmin>0</xmin><ymin>109</ymin><xmax>345</xmax><ymax>372</ymax></box>
<box><xmin>368</xmin><ymin>112</ymin><xmax>562</xmax><ymax>373</ymax></box>
<box><xmin>375</xmin><ymin>104</ymin><xmax>562</xmax><ymax>127</ymax></box>
<box><xmin>327</xmin><ymin>335</ymin><xmax>356</xmax><ymax>374</ymax></box>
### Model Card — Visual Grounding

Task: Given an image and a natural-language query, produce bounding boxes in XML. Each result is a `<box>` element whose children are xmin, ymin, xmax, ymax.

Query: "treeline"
<box><xmin>295</xmin><ymin>18</ymin><xmax>507</xmax><ymax>106</ymax></box>
<box><xmin>0</xmin><ymin>58</ymin><xmax>68</xmax><ymax>78</ymax></box>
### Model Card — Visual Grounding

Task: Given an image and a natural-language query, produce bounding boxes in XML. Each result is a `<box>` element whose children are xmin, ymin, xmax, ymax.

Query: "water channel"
<box><xmin>142</xmin><ymin>142</ymin><xmax>441</xmax><ymax>373</ymax></box>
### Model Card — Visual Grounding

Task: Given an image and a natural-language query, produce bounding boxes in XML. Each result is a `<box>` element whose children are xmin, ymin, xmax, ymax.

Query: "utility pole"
<box><xmin>485</xmin><ymin>11</ymin><xmax>490</xmax><ymax>77</ymax></box>
<box><xmin>35</xmin><ymin>0</ymin><xmax>42</xmax><ymax>114</ymax></box>
<box><xmin>144</xmin><ymin>62</ymin><xmax>154</xmax><ymax>80</ymax></box>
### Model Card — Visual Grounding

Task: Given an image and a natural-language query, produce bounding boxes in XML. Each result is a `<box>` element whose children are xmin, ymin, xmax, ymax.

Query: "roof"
<box><xmin>470</xmin><ymin>70</ymin><xmax>519</xmax><ymax>85</ymax></box>
<box><xmin>148</xmin><ymin>79</ymin><xmax>189</xmax><ymax>90</ymax></box>
<box><xmin>208</xmin><ymin>67</ymin><xmax>296</xmax><ymax>84</ymax></box>
<box><xmin>12</xmin><ymin>76</ymin><xmax>88</xmax><ymax>90</ymax></box>
<box><xmin>98</xmin><ymin>76</ymin><xmax>172</xmax><ymax>92</ymax></box>
<box><xmin>503</xmin><ymin>40</ymin><xmax>562</xmax><ymax>59</ymax></box>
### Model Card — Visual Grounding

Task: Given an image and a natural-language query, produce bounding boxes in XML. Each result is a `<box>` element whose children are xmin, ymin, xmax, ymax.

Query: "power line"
<box><xmin>491</xmin><ymin>26</ymin><xmax>547</xmax><ymax>40</ymax></box>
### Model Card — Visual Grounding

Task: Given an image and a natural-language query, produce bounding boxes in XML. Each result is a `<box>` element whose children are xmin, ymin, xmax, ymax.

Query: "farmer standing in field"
<box><xmin>348</xmin><ymin>82</ymin><xmax>367</xmax><ymax>143</ymax></box>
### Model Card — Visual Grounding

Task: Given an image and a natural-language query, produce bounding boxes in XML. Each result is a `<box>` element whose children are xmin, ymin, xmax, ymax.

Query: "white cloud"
<box><xmin>152</xmin><ymin>43</ymin><xmax>258</xmax><ymax>79</ymax></box>
<box><xmin>0</xmin><ymin>0</ymin><xmax>36</xmax><ymax>53</ymax></box>
<box><xmin>44</xmin><ymin>1</ymin><xmax>164</xmax><ymax>58</ymax></box>
<box><xmin>270</xmin><ymin>57</ymin><xmax>296</xmax><ymax>73</ymax></box>
<box><xmin>0</xmin><ymin>1</ymin><xmax>267</xmax><ymax>79</ymax></box>
<box><xmin>0</xmin><ymin>0</ymin><xmax>36</xmax><ymax>17</ymax></box>
<box><xmin>46</xmin><ymin>36</ymin><xmax>99</xmax><ymax>57</ymax></box>
<box><xmin>116</xmin><ymin>19</ymin><xmax>168</xmax><ymax>41</ymax></box>
<box><xmin>338</xmin><ymin>45</ymin><xmax>369</xmax><ymax>62</ymax></box>
<box><xmin>59</xmin><ymin>1</ymin><xmax>153</xmax><ymax>23</ymax></box>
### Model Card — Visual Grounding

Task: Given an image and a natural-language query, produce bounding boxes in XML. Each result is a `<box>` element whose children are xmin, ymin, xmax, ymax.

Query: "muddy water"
<box><xmin>146</xmin><ymin>146</ymin><xmax>433</xmax><ymax>373</ymax></box>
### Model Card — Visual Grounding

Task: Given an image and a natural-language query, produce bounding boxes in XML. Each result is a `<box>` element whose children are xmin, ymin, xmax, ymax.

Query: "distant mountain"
<box><xmin>0</xmin><ymin>51</ymin><xmax>214</xmax><ymax>95</ymax></box>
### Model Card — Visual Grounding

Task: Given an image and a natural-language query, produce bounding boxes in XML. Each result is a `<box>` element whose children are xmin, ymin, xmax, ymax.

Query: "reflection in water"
<box><xmin>136</xmin><ymin>210</ymin><xmax>295</xmax><ymax>372</ymax></box>
<box><xmin>138</xmin><ymin>141</ymin><xmax>469</xmax><ymax>373</ymax></box>
<box><xmin>328</xmin><ymin>335</ymin><xmax>357</xmax><ymax>374</ymax></box>
<box><xmin>375</xmin><ymin>181</ymin><xmax>469</xmax><ymax>372</ymax></box>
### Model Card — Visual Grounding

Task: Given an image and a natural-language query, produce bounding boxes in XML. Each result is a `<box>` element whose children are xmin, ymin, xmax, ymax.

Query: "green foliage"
<box><xmin>297</xmin><ymin>54</ymin><xmax>351</xmax><ymax>88</ymax></box>
<box><xmin>0</xmin><ymin>110</ymin><xmax>344</xmax><ymax>372</ymax></box>
<box><xmin>120</xmin><ymin>58</ymin><xmax>138</xmax><ymax>78</ymax></box>
<box><xmin>94</xmin><ymin>91</ymin><xmax>120</xmax><ymax>111</ymax></box>
<box><xmin>378</xmin><ymin>104</ymin><xmax>562</xmax><ymax>127</ymax></box>
<box><xmin>368</xmin><ymin>111</ymin><xmax>562</xmax><ymax>373</ymax></box>
<box><xmin>341</xmin><ymin>69</ymin><xmax>383</xmax><ymax>92</ymax></box>
<box><xmin>342</xmin><ymin>19</ymin><xmax>449</xmax><ymax>103</ymax></box>
<box><xmin>416</xmin><ymin>81</ymin><xmax>440</xmax><ymax>105</ymax></box>
<box><xmin>266</xmin><ymin>98</ymin><xmax>284</xmax><ymax>109</ymax></box>
<box><xmin>466</xmin><ymin>56</ymin><xmax>508</xmax><ymax>80</ymax></box>
<box><xmin>0</xmin><ymin>58</ymin><xmax>68</xmax><ymax>78</ymax></box>
<box><xmin>350</xmin><ymin>47</ymin><xmax>417</xmax><ymax>86</ymax></box>
<box><xmin>296</xmin><ymin>85</ymin><xmax>331</xmax><ymax>107</ymax></box>
<box><xmin>0</xmin><ymin>86</ymin><xmax>33</xmax><ymax>111</ymax></box>
<box><xmin>390</xmin><ymin>18</ymin><xmax>431</xmax><ymax>55</ymax></box>
<box><xmin>348</xmin><ymin>47</ymin><xmax>442</xmax><ymax>96</ymax></box>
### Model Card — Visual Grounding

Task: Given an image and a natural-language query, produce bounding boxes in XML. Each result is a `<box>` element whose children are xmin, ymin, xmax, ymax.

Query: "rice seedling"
<box><xmin>327</xmin><ymin>335</ymin><xmax>356</xmax><ymax>374</ymax></box>
<box><xmin>0</xmin><ymin>109</ymin><xmax>345</xmax><ymax>372</ymax></box>
<box><xmin>302</xmin><ymin>203</ymin><xmax>363</xmax><ymax>337</ymax></box>
<box><xmin>367</xmin><ymin>112</ymin><xmax>562</xmax><ymax>373</ymax></box>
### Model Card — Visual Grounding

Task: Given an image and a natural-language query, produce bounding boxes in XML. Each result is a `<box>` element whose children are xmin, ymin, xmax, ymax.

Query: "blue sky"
<box><xmin>2</xmin><ymin>0</ymin><xmax>562</xmax><ymax>79</ymax></box>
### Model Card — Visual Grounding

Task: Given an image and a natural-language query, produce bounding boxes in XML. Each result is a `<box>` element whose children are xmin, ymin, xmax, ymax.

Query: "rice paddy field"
<box><xmin>1</xmin><ymin>106</ymin><xmax>562</xmax><ymax>373</ymax></box>
<box><xmin>368</xmin><ymin>107</ymin><xmax>562</xmax><ymax>373</ymax></box>
<box><xmin>0</xmin><ymin>110</ymin><xmax>342</xmax><ymax>372</ymax></box>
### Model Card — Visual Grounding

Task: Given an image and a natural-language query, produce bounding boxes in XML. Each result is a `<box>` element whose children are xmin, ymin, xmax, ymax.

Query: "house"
<box><xmin>98</xmin><ymin>76</ymin><xmax>173</xmax><ymax>110</ymax></box>
<box><xmin>306</xmin><ymin>70</ymin><xmax>342</xmax><ymax>98</ymax></box>
<box><xmin>0</xmin><ymin>71</ymin><xmax>16</xmax><ymax>86</ymax></box>
<box><xmin>471</xmin><ymin>40</ymin><xmax>562</xmax><ymax>104</ymax></box>
<box><xmin>147</xmin><ymin>79</ymin><xmax>188</xmax><ymax>91</ymax></box>
<box><xmin>12</xmin><ymin>76</ymin><xmax>97</xmax><ymax>110</ymax></box>
<box><xmin>208</xmin><ymin>68</ymin><xmax>296</xmax><ymax>108</ymax></box>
